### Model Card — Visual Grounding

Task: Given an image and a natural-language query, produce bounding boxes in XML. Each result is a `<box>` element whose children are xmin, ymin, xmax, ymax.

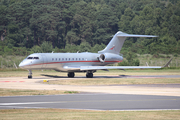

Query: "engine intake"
<box><xmin>99</xmin><ymin>54</ymin><xmax>105</xmax><ymax>63</ymax></box>
<box><xmin>98</xmin><ymin>53</ymin><xmax>123</xmax><ymax>63</ymax></box>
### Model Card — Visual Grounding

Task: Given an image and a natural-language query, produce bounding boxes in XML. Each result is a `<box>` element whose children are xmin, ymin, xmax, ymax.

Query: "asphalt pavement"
<box><xmin>0</xmin><ymin>94</ymin><xmax>180</xmax><ymax>111</ymax></box>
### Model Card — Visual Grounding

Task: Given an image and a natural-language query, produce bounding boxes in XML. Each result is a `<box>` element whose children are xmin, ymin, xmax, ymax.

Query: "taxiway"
<box><xmin>0</xmin><ymin>94</ymin><xmax>180</xmax><ymax>110</ymax></box>
<box><xmin>0</xmin><ymin>75</ymin><xmax>180</xmax><ymax>111</ymax></box>
<box><xmin>0</xmin><ymin>75</ymin><xmax>180</xmax><ymax>96</ymax></box>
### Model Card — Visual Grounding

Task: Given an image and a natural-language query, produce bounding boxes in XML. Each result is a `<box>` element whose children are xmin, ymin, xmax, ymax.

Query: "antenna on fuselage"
<box><xmin>52</xmin><ymin>51</ymin><xmax>54</xmax><ymax>53</ymax></box>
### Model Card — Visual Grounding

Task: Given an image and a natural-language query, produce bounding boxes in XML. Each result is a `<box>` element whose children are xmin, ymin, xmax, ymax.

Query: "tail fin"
<box><xmin>98</xmin><ymin>31</ymin><xmax>157</xmax><ymax>54</ymax></box>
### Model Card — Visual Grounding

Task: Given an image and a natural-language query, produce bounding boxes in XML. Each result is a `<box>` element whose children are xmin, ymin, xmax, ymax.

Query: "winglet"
<box><xmin>162</xmin><ymin>58</ymin><xmax>173</xmax><ymax>68</ymax></box>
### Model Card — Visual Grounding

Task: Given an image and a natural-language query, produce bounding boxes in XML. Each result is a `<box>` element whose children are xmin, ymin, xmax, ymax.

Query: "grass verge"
<box><xmin>0</xmin><ymin>69</ymin><xmax>180</xmax><ymax>77</ymax></box>
<box><xmin>0</xmin><ymin>109</ymin><xmax>180</xmax><ymax>120</ymax></box>
<box><xmin>0</xmin><ymin>88</ymin><xmax>78</xmax><ymax>96</ymax></box>
<box><xmin>44</xmin><ymin>78</ymin><xmax>180</xmax><ymax>85</ymax></box>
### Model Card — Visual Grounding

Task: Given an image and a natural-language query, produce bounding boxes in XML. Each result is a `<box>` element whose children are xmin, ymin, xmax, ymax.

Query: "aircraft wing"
<box><xmin>63</xmin><ymin>58</ymin><xmax>172</xmax><ymax>71</ymax></box>
<box><xmin>80</xmin><ymin>58</ymin><xmax>172</xmax><ymax>71</ymax></box>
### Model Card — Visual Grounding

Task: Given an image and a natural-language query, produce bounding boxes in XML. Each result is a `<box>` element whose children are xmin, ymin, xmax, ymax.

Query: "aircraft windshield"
<box><xmin>34</xmin><ymin>57</ymin><xmax>39</xmax><ymax>59</ymax></box>
<box><xmin>27</xmin><ymin>57</ymin><xmax>39</xmax><ymax>59</ymax></box>
<box><xmin>27</xmin><ymin>57</ymin><xmax>33</xmax><ymax>59</ymax></box>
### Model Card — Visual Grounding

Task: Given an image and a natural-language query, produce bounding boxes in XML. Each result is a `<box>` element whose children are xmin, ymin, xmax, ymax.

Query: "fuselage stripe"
<box><xmin>26</xmin><ymin>60</ymin><xmax>123</xmax><ymax>67</ymax></box>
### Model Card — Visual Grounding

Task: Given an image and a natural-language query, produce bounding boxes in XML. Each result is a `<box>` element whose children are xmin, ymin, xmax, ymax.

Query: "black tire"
<box><xmin>68</xmin><ymin>72</ymin><xmax>75</xmax><ymax>78</ymax></box>
<box><xmin>86</xmin><ymin>73</ymin><xmax>93</xmax><ymax>78</ymax></box>
<box><xmin>89</xmin><ymin>73</ymin><xmax>93</xmax><ymax>78</ymax></box>
<box><xmin>28</xmin><ymin>75</ymin><xmax>32</xmax><ymax>79</ymax></box>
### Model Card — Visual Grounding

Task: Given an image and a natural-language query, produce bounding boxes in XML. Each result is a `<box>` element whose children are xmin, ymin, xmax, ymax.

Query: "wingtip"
<box><xmin>162</xmin><ymin>58</ymin><xmax>173</xmax><ymax>68</ymax></box>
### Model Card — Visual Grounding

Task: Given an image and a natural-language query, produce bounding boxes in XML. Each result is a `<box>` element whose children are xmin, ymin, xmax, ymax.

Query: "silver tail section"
<box><xmin>98</xmin><ymin>31</ymin><xmax>157</xmax><ymax>54</ymax></box>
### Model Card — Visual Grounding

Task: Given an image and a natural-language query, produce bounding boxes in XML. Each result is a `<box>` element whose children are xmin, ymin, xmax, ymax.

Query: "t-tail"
<box><xmin>98</xmin><ymin>31</ymin><xmax>157</xmax><ymax>54</ymax></box>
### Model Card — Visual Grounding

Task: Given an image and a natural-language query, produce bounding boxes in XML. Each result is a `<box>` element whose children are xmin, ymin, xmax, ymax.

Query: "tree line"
<box><xmin>0</xmin><ymin>0</ymin><xmax>180</xmax><ymax>56</ymax></box>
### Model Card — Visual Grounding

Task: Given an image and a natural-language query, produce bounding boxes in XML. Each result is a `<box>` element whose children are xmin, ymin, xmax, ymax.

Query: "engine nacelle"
<box><xmin>99</xmin><ymin>54</ymin><xmax>106</xmax><ymax>63</ymax></box>
<box><xmin>98</xmin><ymin>53</ymin><xmax>123</xmax><ymax>63</ymax></box>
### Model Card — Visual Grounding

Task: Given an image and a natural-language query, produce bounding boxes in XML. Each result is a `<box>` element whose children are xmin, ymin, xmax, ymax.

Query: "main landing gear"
<box><xmin>28</xmin><ymin>70</ymin><xmax>32</xmax><ymax>79</ymax></box>
<box><xmin>68</xmin><ymin>72</ymin><xmax>75</xmax><ymax>78</ymax></box>
<box><xmin>67</xmin><ymin>71</ymin><xmax>94</xmax><ymax>78</ymax></box>
<box><xmin>86</xmin><ymin>72</ymin><xmax>93</xmax><ymax>78</ymax></box>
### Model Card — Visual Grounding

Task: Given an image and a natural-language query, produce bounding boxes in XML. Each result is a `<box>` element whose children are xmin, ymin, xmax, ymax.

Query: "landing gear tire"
<box><xmin>28</xmin><ymin>75</ymin><xmax>32</xmax><ymax>79</ymax></box>
<box><xmin>86</xmin><ymin>73</ymin><xmax>93</xmax><ymax>78</ymax></box>
<box><xmin>28</xmin><ymin>70</ymin><xmax>32</xmax><ymax>79</ymax></box>
<box><xmin>68</xmin><ymin>72</ymin><xmax>75</xmax><ymax>78</ymax></box>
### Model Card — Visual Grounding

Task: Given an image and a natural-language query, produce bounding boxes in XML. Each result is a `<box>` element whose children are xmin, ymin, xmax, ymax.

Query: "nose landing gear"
<box><xmin>28</xmin><ymin>70</ymin><xmax>32</xmax><ymax>79</ymax></box>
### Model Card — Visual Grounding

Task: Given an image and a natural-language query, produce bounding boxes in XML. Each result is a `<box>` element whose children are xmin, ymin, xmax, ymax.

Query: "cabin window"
<box><xmin>66</xmin><ymin>58</ymin><xmax>67</xmax><ymax>60</ymax></box>
<box><xmin>76</xmin><ymin>58</ymin><xmax>78</xmax><ymax>60</ymax></box>
<box><xmin>79</xmin><ymin>58</ymin><xmax>81</xmax><ymax>60</ymax></box>
<box><xmin>34</xmin><ymin>57</ymin><xmax>39</xmax><ymax>59</ymax></box>
<box><xmin>69</xmin><ymin>58</ymin><xmax>70</xmax><ymax>60</ymax></box>
<box><xmin>62</xmin><ymin>58</ymin><xmax>64</xmax><ymax>60</ymax></box>
<box><xmin>82</xmin><ymin>58</ymin><xmax>84</xmax><ymax>60</ymax></box>
<box><xmin>56</xmin><ymin>58</ymin><xmax>57</xmax><ymax>61</ymax></box>
<box><xmin>59</xmin><ymin>58</ymin><xmax>61</xmax><ymax>61</ymax></box>
<box><xmin>72</xmin><ymin>58</ymin><xmax>74</xmax><ymax>60</ymax></box>
<box><xmin>52</xmin><ymin>58</ymin><xmax>54</xmax><ymax>61</ymax></box>
<box><xmin>27</xmin><ymin>57</ymin><xmax>33</xmax><ymax>59</ymax></box>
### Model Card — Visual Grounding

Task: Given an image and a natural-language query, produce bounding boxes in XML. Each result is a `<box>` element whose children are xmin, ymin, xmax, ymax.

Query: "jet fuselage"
<box><xmin>19</xmin><ymin>52</ymin><xmax>123</xmax><ymax>72</ymax></box>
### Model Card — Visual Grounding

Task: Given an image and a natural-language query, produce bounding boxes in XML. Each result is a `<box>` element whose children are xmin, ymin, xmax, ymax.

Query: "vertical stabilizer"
<box><xmin>98</xmin><ymin>31</ymin><xmax>157</xmax><ymax>54</ymax></box>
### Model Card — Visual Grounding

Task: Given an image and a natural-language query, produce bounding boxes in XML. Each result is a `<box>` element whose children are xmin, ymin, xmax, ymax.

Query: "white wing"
<box><xmin>80</xmin><ymin>58</ymin><xmax>172</xmax><ymax>71</ymax></box>
<box><xmin>64</xmin><ymin>58</ymin><xmax>172</xmax><ymax>71</ymax></box>
<box><xmin>80</xmin><ymin>66</ymin><xmax>162</xmax><ymax>71</ymax></box>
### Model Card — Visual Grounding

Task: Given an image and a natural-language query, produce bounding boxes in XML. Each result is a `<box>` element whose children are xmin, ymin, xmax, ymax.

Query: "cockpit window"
<box><xmin>27</xmin><ymin>57</ymin><xmax>33</xmax><ymax>59</ymax></box>
<box><xmin>27</xmin><ymin>57</ymin><xmax>39</xmax><ymax>59</ymax></box>
<box><xmin>34</xmin><ymin>57</ymin><xmax>39</xmax><ymax>59</ymax></box>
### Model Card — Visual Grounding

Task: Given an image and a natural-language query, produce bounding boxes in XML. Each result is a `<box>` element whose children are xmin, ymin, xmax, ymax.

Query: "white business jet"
<box><xmin>19</xmin><ymin>31</ymin><xmax>172</xmax><ymax>78</ymax></box>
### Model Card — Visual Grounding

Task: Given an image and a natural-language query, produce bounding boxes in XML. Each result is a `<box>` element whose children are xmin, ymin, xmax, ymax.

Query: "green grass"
<box><xmin>0</xmin><ymin>88</ymin><xmax>79</xmax><ymax>96</ymax></box>
<box><xmin>0</xmin><ymin>109</ymin><xmax>180</xmax><ymax>120</ymax></box>
<box><xmin>0</xmin><ymin>55</ymin><xmax>25</xmax><ymax>69</ymax></box>
<box><xmin>1</xmin><ymin>69</ymin><xmax>180</xmax><ymax>85</ymax></box>
<box><xmin>0</xmin><ymin>69</ymin><xmax>180</xmax><ymax>77</ymax></box>
<box><xmin>45</xmin><ymin>78</ymin><xmax>180</xmax><ymax>85</ymax></box>
<box><xmin>137</xmin><ymin>54</ymin><xmax>180</xmax><ymax>67</ymax></box>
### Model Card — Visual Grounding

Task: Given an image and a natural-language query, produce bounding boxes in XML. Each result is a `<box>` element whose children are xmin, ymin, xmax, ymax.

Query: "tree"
<box><xmin>0</xmin><ymin>4</ymin><xmax>8</xmax><ymax>41</ymax></box>
<box><xmin>118</xmin><ymin>7</ymin><xmax>135</xmax><ymax>33</ymax></box>
<box><xmin>79</xmin><ymin>42</ymin><xmax>91</xmax><ymax>52</ymax></box>
<box><xmin>94</xmin><ymin>6</ymin><xmax>118</xmax><ymax>45</ymax></box>
<box><xmin>41</xmin><ymin>41</ymin><xmax>53</xmax><ymax>53</ymax></box>
<box><xmin>0</xmin><ymin>0</ymin><xmax>180</xmax><ymax>55</ymax></box>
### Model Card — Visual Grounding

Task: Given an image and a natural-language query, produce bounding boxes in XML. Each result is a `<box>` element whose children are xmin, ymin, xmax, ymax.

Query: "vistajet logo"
<box><xmin>109</xmin><ymin>46</ymin><xmax>115</xmax><ymax>50</ymax></box>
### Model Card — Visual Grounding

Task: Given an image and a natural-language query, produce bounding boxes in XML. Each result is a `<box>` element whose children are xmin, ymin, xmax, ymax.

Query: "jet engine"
<box><xmin>98</xmin><ymin>53</ymin><xmax>123</xmax><ymax>63</ymax></box>
<box><xmin>99</xmin><ymin>54</ymin><xmax>106</xmax><ymax>63</ymax></box>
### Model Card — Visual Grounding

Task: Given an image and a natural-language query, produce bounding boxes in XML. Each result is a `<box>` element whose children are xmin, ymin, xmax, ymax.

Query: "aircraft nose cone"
<box><xmin>19</xmin><ymin>62</ymin><xmax>24</xmax><ymax>68</ymax></box>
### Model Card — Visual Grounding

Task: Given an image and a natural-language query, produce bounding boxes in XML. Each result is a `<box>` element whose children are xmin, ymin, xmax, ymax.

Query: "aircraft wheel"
<box><xmin>86</xmin><ymin>73</ymin><xmax>93</xmax><ymax>78</ymax></box>
<box><xmin>28</xmin><ymin>75</ymin><xmax>32</xmax><ymax>79</ymax></box>
<box><xmin>68</xmin><ymin>72</ymin><xmax>75</xmax><ymax>78</ymax></box>
<box><xmin>28</xmin><ymin>70</ymin><xmax>32</xmax><ymax>79</ymax></box>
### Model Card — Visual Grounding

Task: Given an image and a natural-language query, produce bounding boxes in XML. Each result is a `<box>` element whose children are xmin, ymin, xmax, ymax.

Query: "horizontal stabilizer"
<box><xmin>98</xmin><ymin>31</ymin><xmax>158</xmax><ymax>54</ymax></box>
<box><xmin>117</xmin><ymin>34</ymin><xmax>158</xmax><ymax>38</ymax></box>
